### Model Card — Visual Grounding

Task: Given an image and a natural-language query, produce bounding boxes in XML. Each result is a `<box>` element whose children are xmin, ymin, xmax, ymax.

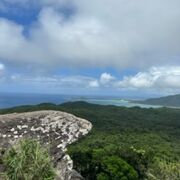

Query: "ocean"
<box><xmin>0</xmin><ymin>92</ymin><xmax>161</xmax><ymax>109</ymax></box>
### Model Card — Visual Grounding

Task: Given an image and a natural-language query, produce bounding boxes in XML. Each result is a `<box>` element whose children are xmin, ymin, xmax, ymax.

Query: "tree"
<box><xmin>97</xmin><ymin>156</ymin><xmax>138</xmax><ymax>180</ymax></box>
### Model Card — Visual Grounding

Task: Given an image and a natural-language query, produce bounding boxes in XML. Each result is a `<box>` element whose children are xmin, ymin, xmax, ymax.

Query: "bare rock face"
<box><xmin>0</xmin><ymin>110</ymin><xmax>92</xmax><ymax>180</ymax></box>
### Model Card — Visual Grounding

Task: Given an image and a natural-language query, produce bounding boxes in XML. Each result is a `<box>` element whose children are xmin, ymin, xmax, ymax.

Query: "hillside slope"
<box><xmin>136</xmin><ymin>94</ymin><xmax>180</xmax><ymax>107</ymax></box>
<box><xmin>0</xmin><ymin>102</ymin><xmax>180</xmax><ymax>179</ymax></box>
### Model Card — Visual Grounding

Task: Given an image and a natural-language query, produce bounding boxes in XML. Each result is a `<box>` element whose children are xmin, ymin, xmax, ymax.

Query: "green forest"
<box><xmin>0</xmin><ymin>101</ymin><xmax>180</xmax><ymax>180</ymax></box>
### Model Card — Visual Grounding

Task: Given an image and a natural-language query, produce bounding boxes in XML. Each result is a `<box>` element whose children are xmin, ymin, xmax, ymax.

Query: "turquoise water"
<box><xmin>0</xmin><ymin>93</ymin><xmax>162</xmax><ymax>109</ymax></box>
<box><xmin>73</xmin><ymin>98</ymin><xmax>162</xmax><ymax>108</ymax></box>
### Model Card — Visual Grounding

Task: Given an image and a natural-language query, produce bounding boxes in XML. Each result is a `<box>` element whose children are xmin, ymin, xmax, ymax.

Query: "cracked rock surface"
<box><xmin>0</xmin><ymin>110</ymin><xmax>92</xmax><ymax>180</ymax></box>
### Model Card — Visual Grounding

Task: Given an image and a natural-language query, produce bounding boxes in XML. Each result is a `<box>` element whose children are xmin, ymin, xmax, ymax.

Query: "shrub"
<box><xmin>3</xmin><ymin>139</ymin><xmax>55</xmax><ymax>180</ymax></box>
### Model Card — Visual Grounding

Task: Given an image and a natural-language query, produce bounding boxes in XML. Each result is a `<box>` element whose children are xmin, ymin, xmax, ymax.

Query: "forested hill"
<box><xmin>136</xmin><ymin>94</ymin><xmax>180</xmax><ymax>107</ymax></box>
<box><xmin>0</xmin><ymin>101</ymin><xmax>180</xmax><ymax>179</ymax></box>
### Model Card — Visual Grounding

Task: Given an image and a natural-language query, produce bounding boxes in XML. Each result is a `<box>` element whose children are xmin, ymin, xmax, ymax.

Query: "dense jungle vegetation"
<box><xmin>0</xmin><ymin>101</ymin><xmax>180</xmax><ymax>179</ymax></box>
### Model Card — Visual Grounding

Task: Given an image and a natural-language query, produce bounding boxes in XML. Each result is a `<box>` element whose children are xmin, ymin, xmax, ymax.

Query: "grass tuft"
<box><xmin>2</xmin><ymin>139</ymin><xmax>56</xmax><ymax>180</ymax></box>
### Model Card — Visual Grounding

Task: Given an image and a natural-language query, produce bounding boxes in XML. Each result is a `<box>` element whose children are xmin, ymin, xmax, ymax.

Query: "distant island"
<box><xmin>134</xmin><ymin>94</ymin><xmax>180</xmax><ymax>107</ymax></box>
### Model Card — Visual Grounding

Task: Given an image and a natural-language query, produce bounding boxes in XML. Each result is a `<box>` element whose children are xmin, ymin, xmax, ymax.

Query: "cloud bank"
<box><xmin>117</xmin><ymin>67</ymin><xmax>180</xmax><ymax>91</ymax></box>
<box><xmin>1</xmin><ymin>65</ymin><xmax>180</xmax><ymax>95</ymax></box>
<box><xmin>0</xmin><ymin>0</ymin><xmax>180</xmax><ymax>69</ymax></box>
<box><xmin>0</xmin><ymin>1</ymin><xmax>180</xmax><ymax>95</ymax></box>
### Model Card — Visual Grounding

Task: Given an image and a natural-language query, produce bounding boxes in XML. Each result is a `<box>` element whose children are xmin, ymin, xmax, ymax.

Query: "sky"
<box><xmin>0</xmin><ymin>0</ymin><xmax>180</xmax><ymax>98</ymax></box>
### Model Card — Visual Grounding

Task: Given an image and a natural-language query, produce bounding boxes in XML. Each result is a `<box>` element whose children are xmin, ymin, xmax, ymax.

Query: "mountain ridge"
<box><xmin>134</xmin><ymin>94</ymin><xmax>180</xmax><ymax>107</ymax></box>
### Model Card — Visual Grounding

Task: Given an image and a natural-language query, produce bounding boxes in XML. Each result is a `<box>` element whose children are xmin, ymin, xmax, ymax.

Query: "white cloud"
<box><xmin>9</xmin><ymin>74</ymin><xmax>99</xmax><ymax>90</ymax></box>
<box><xmin>2</xmin><ymin>66</ymin><xmax>180</xmax><ymax>95</ymax></box>
<box><xmin>1</xmin><ymin>1</ymin><xmax>180</xmax><ymax>95</ymax></box>
<box><xmin>117</xmin><ymin>66</ymin><xmax>180</xmax><ymax>91</ymax></box>
<box><xmin>89</xmin><ymin>80</ymin><xmax>99</xmax><ymax>88</ymax></box>
<box><xmin>0</xmin><ymin>63</ymin><xmax>5</xmax><ymax>77</ymax></box>
<box><xmin>0</xmin><ymin>1</ymin><xmax>180</xmax><ymax>69</ymax></box>
<box><xmin>0</xmin><ymin>63</ymin><xmax>5</xmax><ymax>71</ymax></box>
<box><xmin>100</xmin><ymin>72</ymin><xmax>115</xmax><ymax>85</ymax></box>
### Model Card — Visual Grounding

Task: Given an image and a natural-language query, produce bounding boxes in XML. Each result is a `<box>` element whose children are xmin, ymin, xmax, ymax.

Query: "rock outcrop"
<box><xmin>0</xmin><ymin>110</ymin><xmax>92</xmax><ymax>180</ymax></box>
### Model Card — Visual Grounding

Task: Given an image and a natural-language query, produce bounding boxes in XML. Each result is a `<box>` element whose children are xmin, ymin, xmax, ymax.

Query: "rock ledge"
<box><xmin>0</xmin><ymin>110</ymin><xmax>92</xmax><ymax>180</ymax></box>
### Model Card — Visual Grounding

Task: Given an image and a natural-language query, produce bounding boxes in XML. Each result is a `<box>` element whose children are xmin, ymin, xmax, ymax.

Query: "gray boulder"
<box><xmin>0</xmin><ymin>110</ymin><xmax>92</xmax><ymax>180</ymax></box>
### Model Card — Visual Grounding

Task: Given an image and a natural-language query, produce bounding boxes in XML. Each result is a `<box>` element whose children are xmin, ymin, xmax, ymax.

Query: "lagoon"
<box><xmin>0</xmin><ymin>93</ymin><xmax>162</xmax><ymax>109</ymax></box>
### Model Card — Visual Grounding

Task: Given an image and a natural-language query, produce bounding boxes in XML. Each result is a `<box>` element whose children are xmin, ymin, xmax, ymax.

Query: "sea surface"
<box><xmin>0</xmin><ymin>93</ymin><xmax>162</xmax><ymax>109</ymax></box>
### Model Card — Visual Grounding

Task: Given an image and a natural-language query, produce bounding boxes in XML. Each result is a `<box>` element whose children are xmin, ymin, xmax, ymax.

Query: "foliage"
<box><xmin>69</xmin><ymin>148</ymin><xmax>138</xmax><ymax>180</ymax></box>
<box><xmin>2</xmin><ymin>139</ymin><xmax>55</xmax><ymax>180</ymax></box>
<box><xmin>148</xmin><ymin>157</ymin><xmax>180</xmax><ymax>180</ymax></box>
<box><xmin>99</xmin><ymin>156</ymin><xmax>138</xmax><ymax>180</ymax></box>
<box><xmin>0</xmin><ymin>101</ymin><xmax>180</xmax><ymax>179</ymax></box>
<box><xmin>136</xmin><ymin>93</ymin><xmax>180</xmax><ymax>107</ymax></box>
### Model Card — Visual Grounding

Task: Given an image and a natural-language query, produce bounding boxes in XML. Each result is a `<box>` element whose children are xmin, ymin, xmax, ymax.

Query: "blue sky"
<box><xmin>0</xmin><ymin>0</ymin><xmax>180</xmax><ymax>97</ymax></box>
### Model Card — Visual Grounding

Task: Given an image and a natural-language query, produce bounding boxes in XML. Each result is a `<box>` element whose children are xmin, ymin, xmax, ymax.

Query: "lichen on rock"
<box><xmin>0</xmin><ymin>110</ymin><xmax>92</xmax><ymax>180</ymax></box>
